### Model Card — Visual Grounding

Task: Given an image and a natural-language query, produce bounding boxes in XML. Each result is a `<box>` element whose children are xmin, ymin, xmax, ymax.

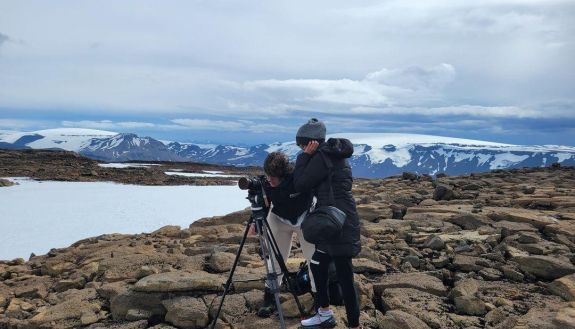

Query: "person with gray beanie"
<box><xmin>296</xmin><ymin>118</ymin><xmax>326</xmax><ymax>147</ymax></box>
<box><xmin>294</xmin><ymin>118</ymin><xmax>361</xmax><ymax>329</ymax></box>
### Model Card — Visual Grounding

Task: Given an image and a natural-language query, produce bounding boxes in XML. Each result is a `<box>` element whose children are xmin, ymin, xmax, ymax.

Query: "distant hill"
<box><xmin>2</xmin><ymin>128</ymin><xmax>574</xmax><ymax>178</ymax></box>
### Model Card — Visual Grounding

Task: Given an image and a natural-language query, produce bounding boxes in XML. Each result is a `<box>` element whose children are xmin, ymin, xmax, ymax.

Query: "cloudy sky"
<box><xmin>0</xmin><ymin>0</ymin><xmax>574</xmax><ymax>145</ymax></box>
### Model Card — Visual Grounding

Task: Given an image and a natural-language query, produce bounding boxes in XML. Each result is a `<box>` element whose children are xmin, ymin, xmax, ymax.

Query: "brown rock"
<box><xmin>485</xmin><ymin>308</ymin><xmax>507</xmax><ymax>326</ymax></box>
<box><xmin>448</xmin><ymin>278</ymin><xmax>478</xmax><ymax>301</ymax></box>
<box><xmin>151</xmin><ymin>225</ymin><xmax>182</xmax><ymax>237</ymax></box>
<box><xmin>352</xmin><ymin>258</ymin><xmax>387</xmax><ymax>274</ymax></box>
<box><xmin>454</xmin><ymin>296</ymin><xmax>487</xmax><ymax>315</ymax></box>
<box><xmin>433</xmin><ymin>185</ymin><xmax>458</xmax><ymax>201</ymax></box>
<box><xmin>111</xmin><ymin>290</ymin><xmax>167</xmax><ymax>321</ymax></box>
<box><xmin>379</xmin><ymin>310</ymin><xmax>431</xmax><ymax>329</ymax></box>
<box><xmin>208</xmin><ymin>252</ymin><xmax>236</xmax><ymax>273</ymax></box>
<box><xmin>29</xmin><ymin>289</ymin><xmax>102</xmax><ymax>328</ymax></box>
<box><xmin>447</xmin><ymin>213</ymin><xmax>492</xmax><ymax>230</ymax></box>
<box><xmin>493</xmin><ymin>221</ymin><xmax>538</xmax><ymax>238</ymax></box>
<box><xmin>41</xmin><ymin>261</ymin><xmax>75</xmax><ymax>276</ymax></box>
<box><xmin>452</xmin><ymin>255</ymin><xmax>483</xmax><ymax>272</ymax></box>
<box><xmin>374</xmin><ymin>272</ymin><xmax>447</xmax><ymax>297</ymax></box>
<box><xmin>550</xmin><ymin>274</ymin><xmax>575</xmax><ymax>301</ymax></box>
<box><xmin>515</xmin><ymin>255</ymin><xmax>575</xmax><ymax>280</ymax></box>
<box><xmin>281</xmin><ymin>293</ymin><xmax>314</xmax><ymax>318</ymax></box>
<box><xmin>6</xmin><ymin>298</ymin><xmax>34</xmax><ymax>319</ymax></box>
<box><xmin>162</xmin><ymin>296</ymin><xmax>209</xmax><ymax>329</ymax></box>
<box><xmin>486</xmin><ymin>207</ymin><xmax>556</xmax><ymax>229</ymax></box>
<box><xmin>134</xmin><ymin>270</ymin><xmax>224</xmax><ymax>293</ymax></box>
<box><xmin>381</xmin><ymin>288</ymin><xmax>449</xmax><ymax>328</ymax></box>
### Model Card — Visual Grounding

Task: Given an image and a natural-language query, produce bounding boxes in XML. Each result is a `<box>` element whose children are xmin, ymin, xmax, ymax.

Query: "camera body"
<box><xmin>238</xmin><ymin>175</ymin><xmax>269</xmax><ymax>221</ymax></box>
<box><xmin>238</xmin><ymin>176</ymin><xmax>266</xmax><ymax>191</ymax></box>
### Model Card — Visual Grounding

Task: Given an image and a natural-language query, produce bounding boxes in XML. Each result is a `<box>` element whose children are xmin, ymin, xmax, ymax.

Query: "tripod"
<box><xmin>208</xmin><ymin>184</ymin><xmax>308</xmax><ymax>329</ymax></box>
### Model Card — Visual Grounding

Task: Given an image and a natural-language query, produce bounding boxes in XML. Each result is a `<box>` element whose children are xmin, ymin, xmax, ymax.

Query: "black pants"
<box><xmin>310</xmin><ymin>249</ymin><xmax>360</xmax><ymax>327</ymax></box>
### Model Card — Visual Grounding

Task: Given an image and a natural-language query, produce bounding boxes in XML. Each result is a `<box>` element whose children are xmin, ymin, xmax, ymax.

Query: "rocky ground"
<box><xmin>1</xmin><ymin>149</ymin><xmax>575</xmax><ymax>328</ymax></box>
<box><xmin>0</xmin><ymin>149</ymin><xmax>260</xmax><ymax>186</ymax></box>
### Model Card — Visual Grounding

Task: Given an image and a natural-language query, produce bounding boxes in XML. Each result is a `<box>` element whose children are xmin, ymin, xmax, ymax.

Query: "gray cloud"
<box><xmin>61</xmin><ymin>120</ymin><xmax>157</xmax><ymax>130</ymax></box>
<box><xmin>0</xmin><ymin>32</ymin><xmax>10</xmax><ymax>48</ymax></box>
<box><xmin>236</xmin><ymin>64</ymin><xmax>456</xmax><ymax>113</ymax></box>
<box><xmin>171</xmin><ymin>119</ymin><xmax>293</xmax><ymax>133</ymax></box>
<box><xmin>0</xmin><ymin>0</ymin><xmax>573</xmax><ymax>143</ymax></box>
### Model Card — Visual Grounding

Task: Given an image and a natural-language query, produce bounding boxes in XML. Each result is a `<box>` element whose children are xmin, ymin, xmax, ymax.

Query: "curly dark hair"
<box><xmin>264</xmin><ymin>152</ymin><xmax>293</xmax><ymax>178</ymax></box>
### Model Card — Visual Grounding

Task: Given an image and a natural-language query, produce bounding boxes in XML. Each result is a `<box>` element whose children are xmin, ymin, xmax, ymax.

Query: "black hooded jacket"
<box><xmin>293</xmin><ymin>138</ymin><xmax>361</xmax><ymax>257</ymax></box>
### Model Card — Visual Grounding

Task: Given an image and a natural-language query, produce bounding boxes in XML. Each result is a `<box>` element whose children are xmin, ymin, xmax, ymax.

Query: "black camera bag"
<box><xmin>301</xmin><ymin>151</ymin><xmax>347</xmax><ymax>244</ymax></box>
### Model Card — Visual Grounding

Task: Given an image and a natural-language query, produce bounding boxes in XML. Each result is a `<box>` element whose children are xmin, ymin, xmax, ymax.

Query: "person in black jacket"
<box><xmin>294</xmin><ymin>118</ymin><xmax>361</xmax><ymax>329</ymax></box>
<box><xmin>249</xmin><ymin>151</ymin><xmax>317</xmax><ymax>317</ymax></box>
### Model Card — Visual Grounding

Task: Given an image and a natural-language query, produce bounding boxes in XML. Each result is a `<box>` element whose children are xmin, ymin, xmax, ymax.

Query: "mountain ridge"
<box><xmin>1</xmin><ymin>128</ymin><xmax>574</xmax><ymax>177</ymax></box>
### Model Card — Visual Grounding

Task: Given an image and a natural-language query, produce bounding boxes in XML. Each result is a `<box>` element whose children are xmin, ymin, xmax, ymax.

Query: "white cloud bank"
<box><xmin>0</xmin><ymin>0</ymin><xmax>573</xmax><ymax>126</ymax></box>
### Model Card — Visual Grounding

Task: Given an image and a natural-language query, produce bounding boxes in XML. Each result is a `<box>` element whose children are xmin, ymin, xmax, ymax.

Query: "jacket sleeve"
<box><xmin>293</xmin><ymin>151</ymin><xmax>328</xmax><ymax>192</ymax></box>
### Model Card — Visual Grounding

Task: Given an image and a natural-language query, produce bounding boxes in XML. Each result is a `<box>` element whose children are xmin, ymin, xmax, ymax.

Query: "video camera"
<box><xmin>237</xmin><ymin>176</ymin><xmax>269</xmax><ymax>215</ymax></box>
<box><xmin>238</xmin><ymin>176</ymin><xmax>266</xmax><ymax>191</ymax></box>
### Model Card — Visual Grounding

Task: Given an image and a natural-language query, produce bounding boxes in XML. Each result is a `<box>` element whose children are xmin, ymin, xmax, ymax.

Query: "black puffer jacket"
<box><xmin>293</xmin><ymin>138</ymin><xmax>361</xmax><ymax>257</ymax></box>
<box><xmin>263</xmin><ymin>173</ymin><xmax>314</xmax><ymax>225</ymax></box>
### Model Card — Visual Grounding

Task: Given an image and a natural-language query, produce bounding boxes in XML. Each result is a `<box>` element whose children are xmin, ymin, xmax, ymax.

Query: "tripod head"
<box><xmin>238</xmin><ymin>176</ymin><xmax>270</xmax><ymax>223</ymax></box>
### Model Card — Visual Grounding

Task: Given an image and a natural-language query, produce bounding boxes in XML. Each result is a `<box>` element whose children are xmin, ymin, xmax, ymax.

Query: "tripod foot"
<box><xmin>256</xmin><ymin>287</ymin><xmax>277</xmax><ymax>318</ymax></box>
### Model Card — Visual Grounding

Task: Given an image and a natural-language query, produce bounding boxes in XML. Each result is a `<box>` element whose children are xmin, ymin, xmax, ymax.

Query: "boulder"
<box><xmin>352</xmin><ymin>258</ymin><xmax>387</xmax><ymax>274</ymax></box>
<box><xmin>422</xmin><ymin>235</ymin><xmax>445</xmax><ymax>250</ymax></box>
<box><xmin>486</xmin><ymin>207</ymin><xmax>556</xmax><ymax>229</ymax></box>
<box><xmin>134</xmin><ymin>270</ymin><xmax>224</xmax><ymax>292</ymax></box>
<box><xmin>381</xmin><ymin>288</ymin><xmax>449</xmax><ymax>328</ymax></box>
<box><xmin>514</xmin><ymin>255</ymin><xmax>575</xmax><ymax>280</ymax></box>
<box><xmin>151</xmin><ymin>225</ymin><xmax>182</xmax><ymax>237</ymax></box>
<box><xmin>96</xmin><ymin>281</ymin><xmax>129</xmax><ymax>300</ymax></box>
<box><xmin>550</xmin><ymin>274</ymin><xmax>575</xmax><ymax>301</ymax></box>
<box><xmin>374</xmin><ymin>273</ymin><xmax>447</xmax><ymax>297</ymax></box>
<box><xmin>5</xmin><ymin>298</ymin><xmax>34</xmax><ymax>319</ymax></box>
<box><xmin>41</xmin><ymin>261</ymin><xmax>75</xmax><ymax>276</ymax></box>
<box><xmin>125</xmin><ymin>309</ymin><xmax>153</xmax><ymax>321</ymax></box>
<box><xmin>208</xmin><ymin>252</ymin><xmax>236</xmax><ymax>273</ymax></box>
<box><xmin>205</xmin><ymin>293</ymin><xmax>249</xmax><ymax>323</ymax></box>
<box><xmin>29</xmin><ymin>289</ymin><xmax>102</xmax><ymax>329</ymax></box>
<box><xmin>545</xmin><ymin>220</ymin><xmax>575</xmax><ymax>242</ymax></box>
<box><xmin>111</xmin><ymin>290</ymin><xmax>167</xmax><ymax>321</ymax></box>
<box><xmin>447</xmin><ymin>214</ymin><xmax>491</xmax><ymax>230</ymax></box>
<box><xmin>448</xmin><ymin>278</ymin><xmax>478</xmax><ymax>301</ymax></box>
<box><xmin>454</xmin><ymin>296</ymin><xmax>487</xmax><ymax>316</ymax></box>
<box><xmin>493</xmin><ymin>221</ymin><xmax>538</xmax><ymax>238</ymax></box>
<box><xmin>281</xmin><ymin>293</ymin><xmax>314</xmax><ymax>318</ymax></box>
<box><xmin>162</xmin><ymin>296</ymin><xmax>209</xmax><ymax>329</ymax></box>
<box><xmin>433</xmin><ymin>185</ymin><xmax>458</xmax><ymax>201</ymax></box>
<box><xmin>452</xmin><ymin>255</ymin><xmax>483</xmax><ymax>272</ymax></box>
<box><xmin>379</xmin><ymin>310</ymin><xmax>431</xmax><ymax>329</ymax></box>
<box><xmin>479</xmin><ymin>268</ymin><xmax>503</xmax><ymax>281</ymax></box>
<box><xmin>515</xmin><ymin>301</ymin><xmax>575</xmax><ymax>329</ymax></box>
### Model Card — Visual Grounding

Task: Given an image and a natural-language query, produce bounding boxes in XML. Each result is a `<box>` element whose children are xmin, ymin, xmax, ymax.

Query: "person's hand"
<box><xmin>248</xmin><ymin>223</ymin><xmax>257</xmax><ymax>236</ymax></box>
<box><xmin>304</xmin><ymin>140</ymin><xmax>319</xmax><ymax>155</ymax></box>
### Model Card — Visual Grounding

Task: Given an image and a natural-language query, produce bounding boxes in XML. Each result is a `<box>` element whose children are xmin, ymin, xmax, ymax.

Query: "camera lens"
<box><xmin>238</xmin><ymin>177</ymin><xmax>250</xmax><ymax>190</ymax></box>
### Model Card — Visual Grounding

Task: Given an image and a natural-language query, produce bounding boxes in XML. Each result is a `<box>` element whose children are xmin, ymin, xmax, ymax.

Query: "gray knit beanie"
<box><xmin>296</xmin><ymin>118</ymin><xmax>326</xmax><ymax>146</ymax></box>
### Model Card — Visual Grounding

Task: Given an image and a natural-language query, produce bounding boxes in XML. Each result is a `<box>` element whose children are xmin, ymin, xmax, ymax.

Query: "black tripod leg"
<box><xmin>208</xmin><ymin>216</ymin><xmax>253</xmax><ymax>329</ymax></box>
<box><xmin>262</xmin><ymin>219</ymin><xmax>308</xmax><ymax>317</ymax></box>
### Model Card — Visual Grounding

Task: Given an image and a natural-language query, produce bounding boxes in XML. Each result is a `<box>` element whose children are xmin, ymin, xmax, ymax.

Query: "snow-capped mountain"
<box><xmin>2</xmin><ymin>129</ymin><xmax>575</xmax><ymax>178</ymax></box>
<box><xmin>83</xmin><ymin>133</ymin><xmax>183</xmax><ymax>162</ymax></box>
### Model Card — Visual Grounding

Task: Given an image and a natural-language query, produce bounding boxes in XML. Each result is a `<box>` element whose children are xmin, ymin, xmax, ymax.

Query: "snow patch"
<box><xmin>0</xmin><ymin>178</ymin><xmax>248</xmax><ymax>260</ymax></box>
<box><xmin>98</xmin><ymin>163</ymin><xmax>160</xmax><ymax>169</ymax></box>
<box><xmin>489</xmin><ymin>153</ymin><xmax>530</xmax><ymax>169</ymax></box>
<box><xmin>164</xmin><ymin>171</ymin><xmax>241</xmax><ymax>178</ymax></box>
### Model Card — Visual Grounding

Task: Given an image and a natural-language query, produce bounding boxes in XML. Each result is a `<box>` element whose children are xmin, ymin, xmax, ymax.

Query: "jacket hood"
<box><xmin>319</xmin><ymin>138</ymin><xmax>354</xmax><ymax>159</ymax></box>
